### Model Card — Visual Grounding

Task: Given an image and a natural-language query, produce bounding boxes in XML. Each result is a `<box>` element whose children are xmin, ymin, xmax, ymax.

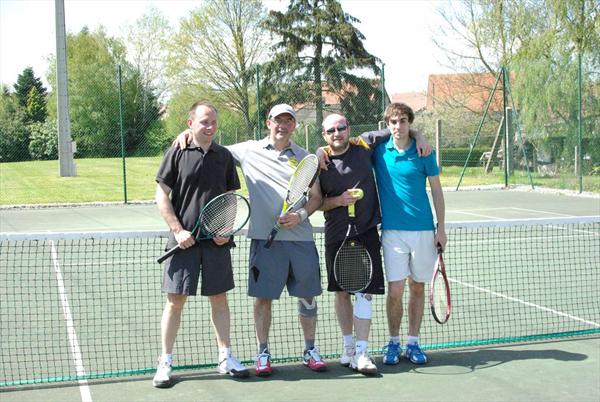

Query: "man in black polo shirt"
<box><xmin>153</xmin><ymin>101</ymin><xmax>248</xmax><ymax>387</ymax></box>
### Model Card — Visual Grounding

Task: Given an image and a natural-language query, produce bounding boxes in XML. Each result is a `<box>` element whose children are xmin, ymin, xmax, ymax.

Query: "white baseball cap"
<box><xmin>268</xmin><ymin>103</ymin><xmax>296</xmax><ymax>120</ymax></box>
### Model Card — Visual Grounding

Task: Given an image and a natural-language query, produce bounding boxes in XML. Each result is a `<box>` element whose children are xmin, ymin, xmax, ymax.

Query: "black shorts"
<box><xmin>325</xmin><ymin>226</ymin><xmax>385</xmax><ymax>294</ymax></box>
<box><xmin>162</xmin><ymin>243</ymin><xmax>235</xmax><ymax>296</ymax></box>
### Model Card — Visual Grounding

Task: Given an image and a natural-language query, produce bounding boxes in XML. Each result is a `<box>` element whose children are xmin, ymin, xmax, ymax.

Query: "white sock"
<box><xmin>219</xmin><ymin>347</ymin><xmax>231</xmax><ymax>361</ymax></box>
<box><xmin>343</xmin><ymin>334</ymin><xmax>354</xmax><ymax>347</ymax></box>
<box><xmin>407</xmin><ymin>336</ymin><xmax>419</xmax><ymax>345</ymax></box>
<box><xmin>161</xmin><ymin>353</ymin><xmax>173</xmax><ymax>364</ymax></box>
<box><xmin>389</xmin><ymin>336</ymin><xmax>400</xmax><ymax>345</ymax></box>
<box><xmin>355</xmin><ymin>340</ymin><xmax>368</xmax><ymax>354</ymax></box>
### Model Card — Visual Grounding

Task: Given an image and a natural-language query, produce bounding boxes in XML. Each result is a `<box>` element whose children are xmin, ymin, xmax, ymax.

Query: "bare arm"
<box><xmin>320</xmin><ymin>190</ymin><xmax>361</xmax><ymax>212</ymax></box>
<box><xmin>155</xmin><ymin>183</ymin><xmax>195</xmax><ymax>249</ymax></box>
<box><xmin>410</xmin><ymin>129</ymin><xmax>432</xmax><ymax>157</ymax></box>
<box><xmin>427</xmin><ymin>176</ymin><xmax>447</xmax><ymax>250</ymax></box>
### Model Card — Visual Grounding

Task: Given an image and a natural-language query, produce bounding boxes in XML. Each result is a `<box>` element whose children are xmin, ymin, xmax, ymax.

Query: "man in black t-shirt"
<box><xmin>317</xmin><ymin>113</ymin><xmax>384</xmax><ymax>374</ymax></box>
<box><xmin>317</xmin><ymin>113</ymin><xmax>431</xmax><ymax>375</ymax></box>
<box><xmin>152</xmin><ymin>101</ymin><xmax>248</xmax><ymax>387</ymax></box>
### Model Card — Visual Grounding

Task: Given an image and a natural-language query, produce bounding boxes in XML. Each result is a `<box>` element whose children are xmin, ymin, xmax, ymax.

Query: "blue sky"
<box><xmin>0</xmin><ymin>0</ymin><xmax>454</xmax><ymax>94</ymax></box>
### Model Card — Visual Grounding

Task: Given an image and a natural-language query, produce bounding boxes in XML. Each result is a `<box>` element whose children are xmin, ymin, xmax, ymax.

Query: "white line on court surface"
<box><xmin>452</xmin><ymin>211</ymin><xmax>508</xmax><ymax>220</ymax></box>
<box><xmin>50</xmin><ymin>241</ymin><xmax>93</xmax><ymax>402</ymax></box>
<box><xmin>449</xmin><ymin>277</ymin><xmax>600</xmax><ymax>328</ymax></box>
<box><xmin>510</xmin><ymin>207</ymin><xmax>574</xmax><ymax>217</ymax></box>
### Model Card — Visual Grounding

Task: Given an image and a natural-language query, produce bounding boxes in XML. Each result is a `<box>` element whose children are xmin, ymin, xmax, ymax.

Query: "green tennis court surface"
<box><xmin>1</xmin><ymin>190</ymin><xmax>598</xmax><ymax>401</ymax></box>
<box><xmin>1</xmin><ymin>218</ymin><xmax>598</xmax><ymax>386</ymax></box>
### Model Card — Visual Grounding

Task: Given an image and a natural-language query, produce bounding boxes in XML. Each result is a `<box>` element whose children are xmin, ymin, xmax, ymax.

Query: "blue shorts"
<box><xmin>248</xmin><ymin>240</ymin><xmax>322</xmax><ymax>299</ymax></box>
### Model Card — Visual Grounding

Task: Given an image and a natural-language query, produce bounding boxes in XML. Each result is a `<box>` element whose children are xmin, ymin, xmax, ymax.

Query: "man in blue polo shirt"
<box><xmin>367</xmin><ymin>102</ymin><xmax>447</xmax><ymax>365</ymax></box>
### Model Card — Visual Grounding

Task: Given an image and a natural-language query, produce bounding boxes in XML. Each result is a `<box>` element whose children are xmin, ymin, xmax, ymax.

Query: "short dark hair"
<box><xmin>384</xmin><ymin>102</ymin><xmax>414</xmax><ymax>124</ymax></box>
<box><xmin>189</xmin><ymin>101</ymin><xmax>218</xmax><ymax>120</ymax></box>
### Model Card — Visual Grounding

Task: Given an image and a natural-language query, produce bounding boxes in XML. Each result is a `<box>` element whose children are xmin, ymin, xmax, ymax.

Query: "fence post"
<box><xmin>574</xmin><ymin>146</ymin><xmax>580</xmax><ymax>176</ymax></box>
<box><xmin>305</xmin><ymin>125</ymin><xmax>309</xmax><ymax>150</ymax></box>
<box><xmin>256</xmin><ymin>65</ymin><xmax>261</xmax><ymax>136</ymax></box>
<box><xmin>117</xmin><ymin>65</ymin><xmax>127</xmax><ymax>204</ymax></box>
<box><xmin>436</xmin><ymin>119</ymin><xmax>442</xmax><ymax>173</ymax></box>
<box><xmin>505</xmin><ymin>106</ymin><xmax>514</xmax><ymax>177</ymax></box>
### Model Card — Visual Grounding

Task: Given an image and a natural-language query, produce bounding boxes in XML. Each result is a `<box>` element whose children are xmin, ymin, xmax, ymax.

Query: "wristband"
<box><xmin>297</xmin><ymin>208</ymin><xmax>308</xmax><ymax>222</ymax></box>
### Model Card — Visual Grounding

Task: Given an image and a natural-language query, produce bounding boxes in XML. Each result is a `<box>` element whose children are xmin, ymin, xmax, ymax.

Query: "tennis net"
<box><xmin>1</xmin><ymin>216</ymin><xmax>598</xmax><ymax>386</ymax></box>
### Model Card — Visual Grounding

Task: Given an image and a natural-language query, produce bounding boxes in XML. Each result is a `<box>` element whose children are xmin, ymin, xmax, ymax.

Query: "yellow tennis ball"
<box><xmin>348</xmin><ymin>188</ymin><xmax>364</xmax><ymax>200</ymax></box>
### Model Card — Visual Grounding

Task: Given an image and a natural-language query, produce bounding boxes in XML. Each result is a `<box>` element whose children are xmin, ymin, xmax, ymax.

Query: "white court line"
<box><xmin>510</xmin><ymin>207</ymin><xmax>574</xmax><ymax>217</ymax></box>
<box><xmin>50</xmin><ymin>241</ymin><xmax>93</xmax><ymax>402</ymax></box>
<box><xmin>452</xmin><ymin>211</ymin><xmax>508</xmax><ymax>220</ymax></box>
<box><xmin>449</xmin><ymin>277</ymin><xmax>600</xmax><ymax>328</ymax></box>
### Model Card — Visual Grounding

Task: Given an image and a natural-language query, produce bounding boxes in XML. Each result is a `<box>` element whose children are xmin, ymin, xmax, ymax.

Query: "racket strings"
<box><xmin>432</xmin><ymin>274</ymin><xmax>448</xmax><ymax>315</ymax></box>
<box><xmin>201</xmin><ymin>195</ymin><xmax>241</xmax><ymax>236</ymax></box>
<box><xmin>335</xmin><ymin>241</ymin><xmax>372</xmax><ymax>291</ymax></box>
<box><xmin>287</xmin><ymin>157</ymin><xmax>318</xmax><ymax>204</ymax></box>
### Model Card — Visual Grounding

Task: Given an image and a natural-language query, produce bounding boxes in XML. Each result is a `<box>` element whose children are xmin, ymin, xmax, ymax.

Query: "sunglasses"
<box><xmin>325</xmin><ymin>125</ymin><xmax>348</xmax><ymax>134</ymax></box>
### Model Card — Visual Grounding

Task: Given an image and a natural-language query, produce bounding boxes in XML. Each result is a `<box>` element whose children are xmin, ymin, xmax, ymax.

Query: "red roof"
<box><xmin>427</xmin><ymin>72</ymin><xmax>506</xmax><ymax>113</ymax></box>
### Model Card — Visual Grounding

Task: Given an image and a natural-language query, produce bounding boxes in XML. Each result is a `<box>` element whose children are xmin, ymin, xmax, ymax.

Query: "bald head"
<box><xmin>322</xmin><ymin>114</ymin><xmax>348</xmax><ymax>130</ymax></box>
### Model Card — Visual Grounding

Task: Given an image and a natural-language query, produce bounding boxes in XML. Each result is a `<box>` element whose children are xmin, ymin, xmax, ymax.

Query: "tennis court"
<box><xmin>1</xmin><ymin>189</ymin><xmax>599</xmax><ymax>402</ymax></box>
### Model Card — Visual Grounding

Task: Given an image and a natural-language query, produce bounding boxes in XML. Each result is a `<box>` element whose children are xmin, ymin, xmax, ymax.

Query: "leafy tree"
<box><xmin>14</xmin><ymin>67</ymin><xmax>47</xmax><ymax>109</ymax></box>
<box><xmin>434</xmin><ymin>0</ymin><xmax>599</xmax><ymax>166</ymax></box>
<box><xmin>46</xmin><ymin>27</ymin><xmax>162</xmax><ymax>157</ymax></box>
<box><xmin>169</xmin><ymin>0</ymin><xmax>269</xmax><ymax>132</ymax></box>
<box><xmin>263</xmin><ymin>0</ymin><xmax>379</xmax><ymax>128</ymax></box>
<box><xmin>28</xmin><ymin>120</ymin><xmax>58</xmax><ymax>160</ymax></box>
<box><xmin>0</xmin><ymin>92</ymin><xmax>30</xmax><ymax>161</ymax></box>
<box><xmin>125</xmin><ymin>6</ymin><xmax>172</xmax><ymax>103</ymax></box>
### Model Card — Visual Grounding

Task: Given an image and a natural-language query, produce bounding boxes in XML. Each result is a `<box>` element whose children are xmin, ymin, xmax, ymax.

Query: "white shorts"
<box><xmin>381</xmin><ymin>230</ymin><xmax>437</xmax><ymax>283</ymax></box>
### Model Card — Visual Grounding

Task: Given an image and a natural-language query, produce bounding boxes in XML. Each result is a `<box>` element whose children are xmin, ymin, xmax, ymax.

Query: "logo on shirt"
<box><xmin>288</xmin><ymin>157</ymin><xmax>298</xmax><ymax>168</ymax></box>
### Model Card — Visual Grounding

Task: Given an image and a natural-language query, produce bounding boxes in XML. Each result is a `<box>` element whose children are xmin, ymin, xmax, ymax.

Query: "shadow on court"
<box><xmin>3</xmin><ymin>337</ymin><xmax>598</xmax><ymax>402</ymax></box>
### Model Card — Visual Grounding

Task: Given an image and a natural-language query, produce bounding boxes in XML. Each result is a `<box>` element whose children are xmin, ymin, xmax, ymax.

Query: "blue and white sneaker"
<box><xmin>382</xmin><ymin>341</ymin><xmax>401</xmax><ymax>365</ymax></box>
<box><xmin>405</xmin><ymin>343</ymin><xmax>428</xmax><ymax>364</ymax></box>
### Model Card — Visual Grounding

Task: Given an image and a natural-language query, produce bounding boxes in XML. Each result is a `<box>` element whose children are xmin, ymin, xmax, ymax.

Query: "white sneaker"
<box><xmin>340</xmin><ymin>344</ymin><xmax>355</xmax><ymax>366</ymax></box>
<box><xmin>152</xmin><ymin>360</ymin><xmax>173</xmax><ymax>388</ymax></box>
<box><xmin>350</xmin><ymin>351</ymin><xmax>378</xmax><ymax>374</ymax></box>
<box><xmin>217</xmin><ymin>354</ymin><xmax>249</xmax><ymax>378</ymax></box>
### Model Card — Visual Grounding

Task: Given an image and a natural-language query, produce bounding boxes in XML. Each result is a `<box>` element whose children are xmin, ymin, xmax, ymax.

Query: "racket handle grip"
<box><xmin>157</xmin><ymin>244</ymin><xmax>182</xmax><ymax>264</ymax></box>
<box><xmin>264</xmin><ymin>226</ymin><xmax>279</xmax><ymax>248</ymax></box>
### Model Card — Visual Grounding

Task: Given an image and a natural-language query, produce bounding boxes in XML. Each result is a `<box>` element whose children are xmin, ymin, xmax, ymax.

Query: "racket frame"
<box><xmin>157</xmin><ymin>192</ymin><xmax>250</xmax><ymax>264</ymax></box>
<box><xmin>429</xmin><ymin>247</ymin><xmax>451</xmax><ymax>324</ymax></box>
<box><xmin>264</xmin><ymin>154</ymin><xmax>319</xmax><ymax>248</ymax></box>
<box><xmin>332</xmin><ymin>196</ymin><xmax>373</xmax><ymax>293</ymax></box>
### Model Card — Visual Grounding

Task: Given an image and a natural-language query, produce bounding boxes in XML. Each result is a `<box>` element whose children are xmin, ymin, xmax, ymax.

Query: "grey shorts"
<box><xmin>248</xmin><ymin>240</ymin><xmax>322</xmax><ymax>299</ymax></box>
<box><xmin>162</xmin><ymin>244</ymin><xmax>235</xmax><ymax>296</ymax></box>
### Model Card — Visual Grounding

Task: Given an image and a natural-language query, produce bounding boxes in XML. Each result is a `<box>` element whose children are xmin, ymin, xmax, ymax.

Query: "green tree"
<box><xmin>26</xmin><ymin>87</ymin><xmax>47</xmax><ymax>123</ymax></box>
<box><xmin>263</xmin><ymin>0</ymin><xmax>379</xmax><ymax>128</ymax></box>
<box><xmin>434</xmin><ymin>0</ymin><xmax>599</xmax><ymax>167</ymax></box>
<box><xmin>0</xmin><ymin>92</ymin><xmax>30</xmax><ymax>161</ymax></box>
<box><xmin>169</xmin><ymin>0</ymin><xmax>269</xmax><ymax>132</ymax></box>
<box><xmin>125</xmin><ymin>6</ymin><xmax>172</xmax><ymax>103</ymax></box>
<box><xmin>14</xmin><ymin>67</ymin><xmax>47</xmax><ymax>108</ymax></box>
<box><xmin>46</xmin><ymin>27</ymin><xmax>162</xmax><ymax>157</ymax></box>
<box><xmin>28</xmin><ymin>120</ymin><xmax>58</xmax><ymax>160</ymax></box>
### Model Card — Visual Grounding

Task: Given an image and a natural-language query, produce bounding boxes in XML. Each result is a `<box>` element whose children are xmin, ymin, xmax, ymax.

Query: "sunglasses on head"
<box><xmin>325</xmin><ymin>125</ymin><xmax>348</xmax><ymax>134</ymax></box>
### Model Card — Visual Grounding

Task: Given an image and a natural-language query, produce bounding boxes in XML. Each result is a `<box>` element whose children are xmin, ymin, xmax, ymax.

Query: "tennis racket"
<box><xmin>264</xmin><ymin>154</ymin><xmax>319</xmax><ymax>248</ymax></box>
<box><xmin>429</xmin><ymin>245</ymin><xmax>451</xmax><ymax>324</ymax></box>
<box><xmin>333</xmin><ymin>189</ymin><xmax>373</xmax><ymax>293</ymax></box>
<box><xmin>157</xmin><ymin>192</ymin><xmax>250</xmax><ymax>263</ymax></box>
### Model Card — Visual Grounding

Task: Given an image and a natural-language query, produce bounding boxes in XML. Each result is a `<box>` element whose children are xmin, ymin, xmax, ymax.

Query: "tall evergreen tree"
<box><xmin>263</xmin><ymin>0</ymin><xmax>379</xmax><ymax>128</ymax></box>
<box><xmin>14</xmin><ymin>67</ymin><xmax>47</xmax><ymax>108</ymax></box>
<box><xmin>26</xmin><ymin>87</ymin><xmax>47</xmax><ymax>123</ymax></box>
